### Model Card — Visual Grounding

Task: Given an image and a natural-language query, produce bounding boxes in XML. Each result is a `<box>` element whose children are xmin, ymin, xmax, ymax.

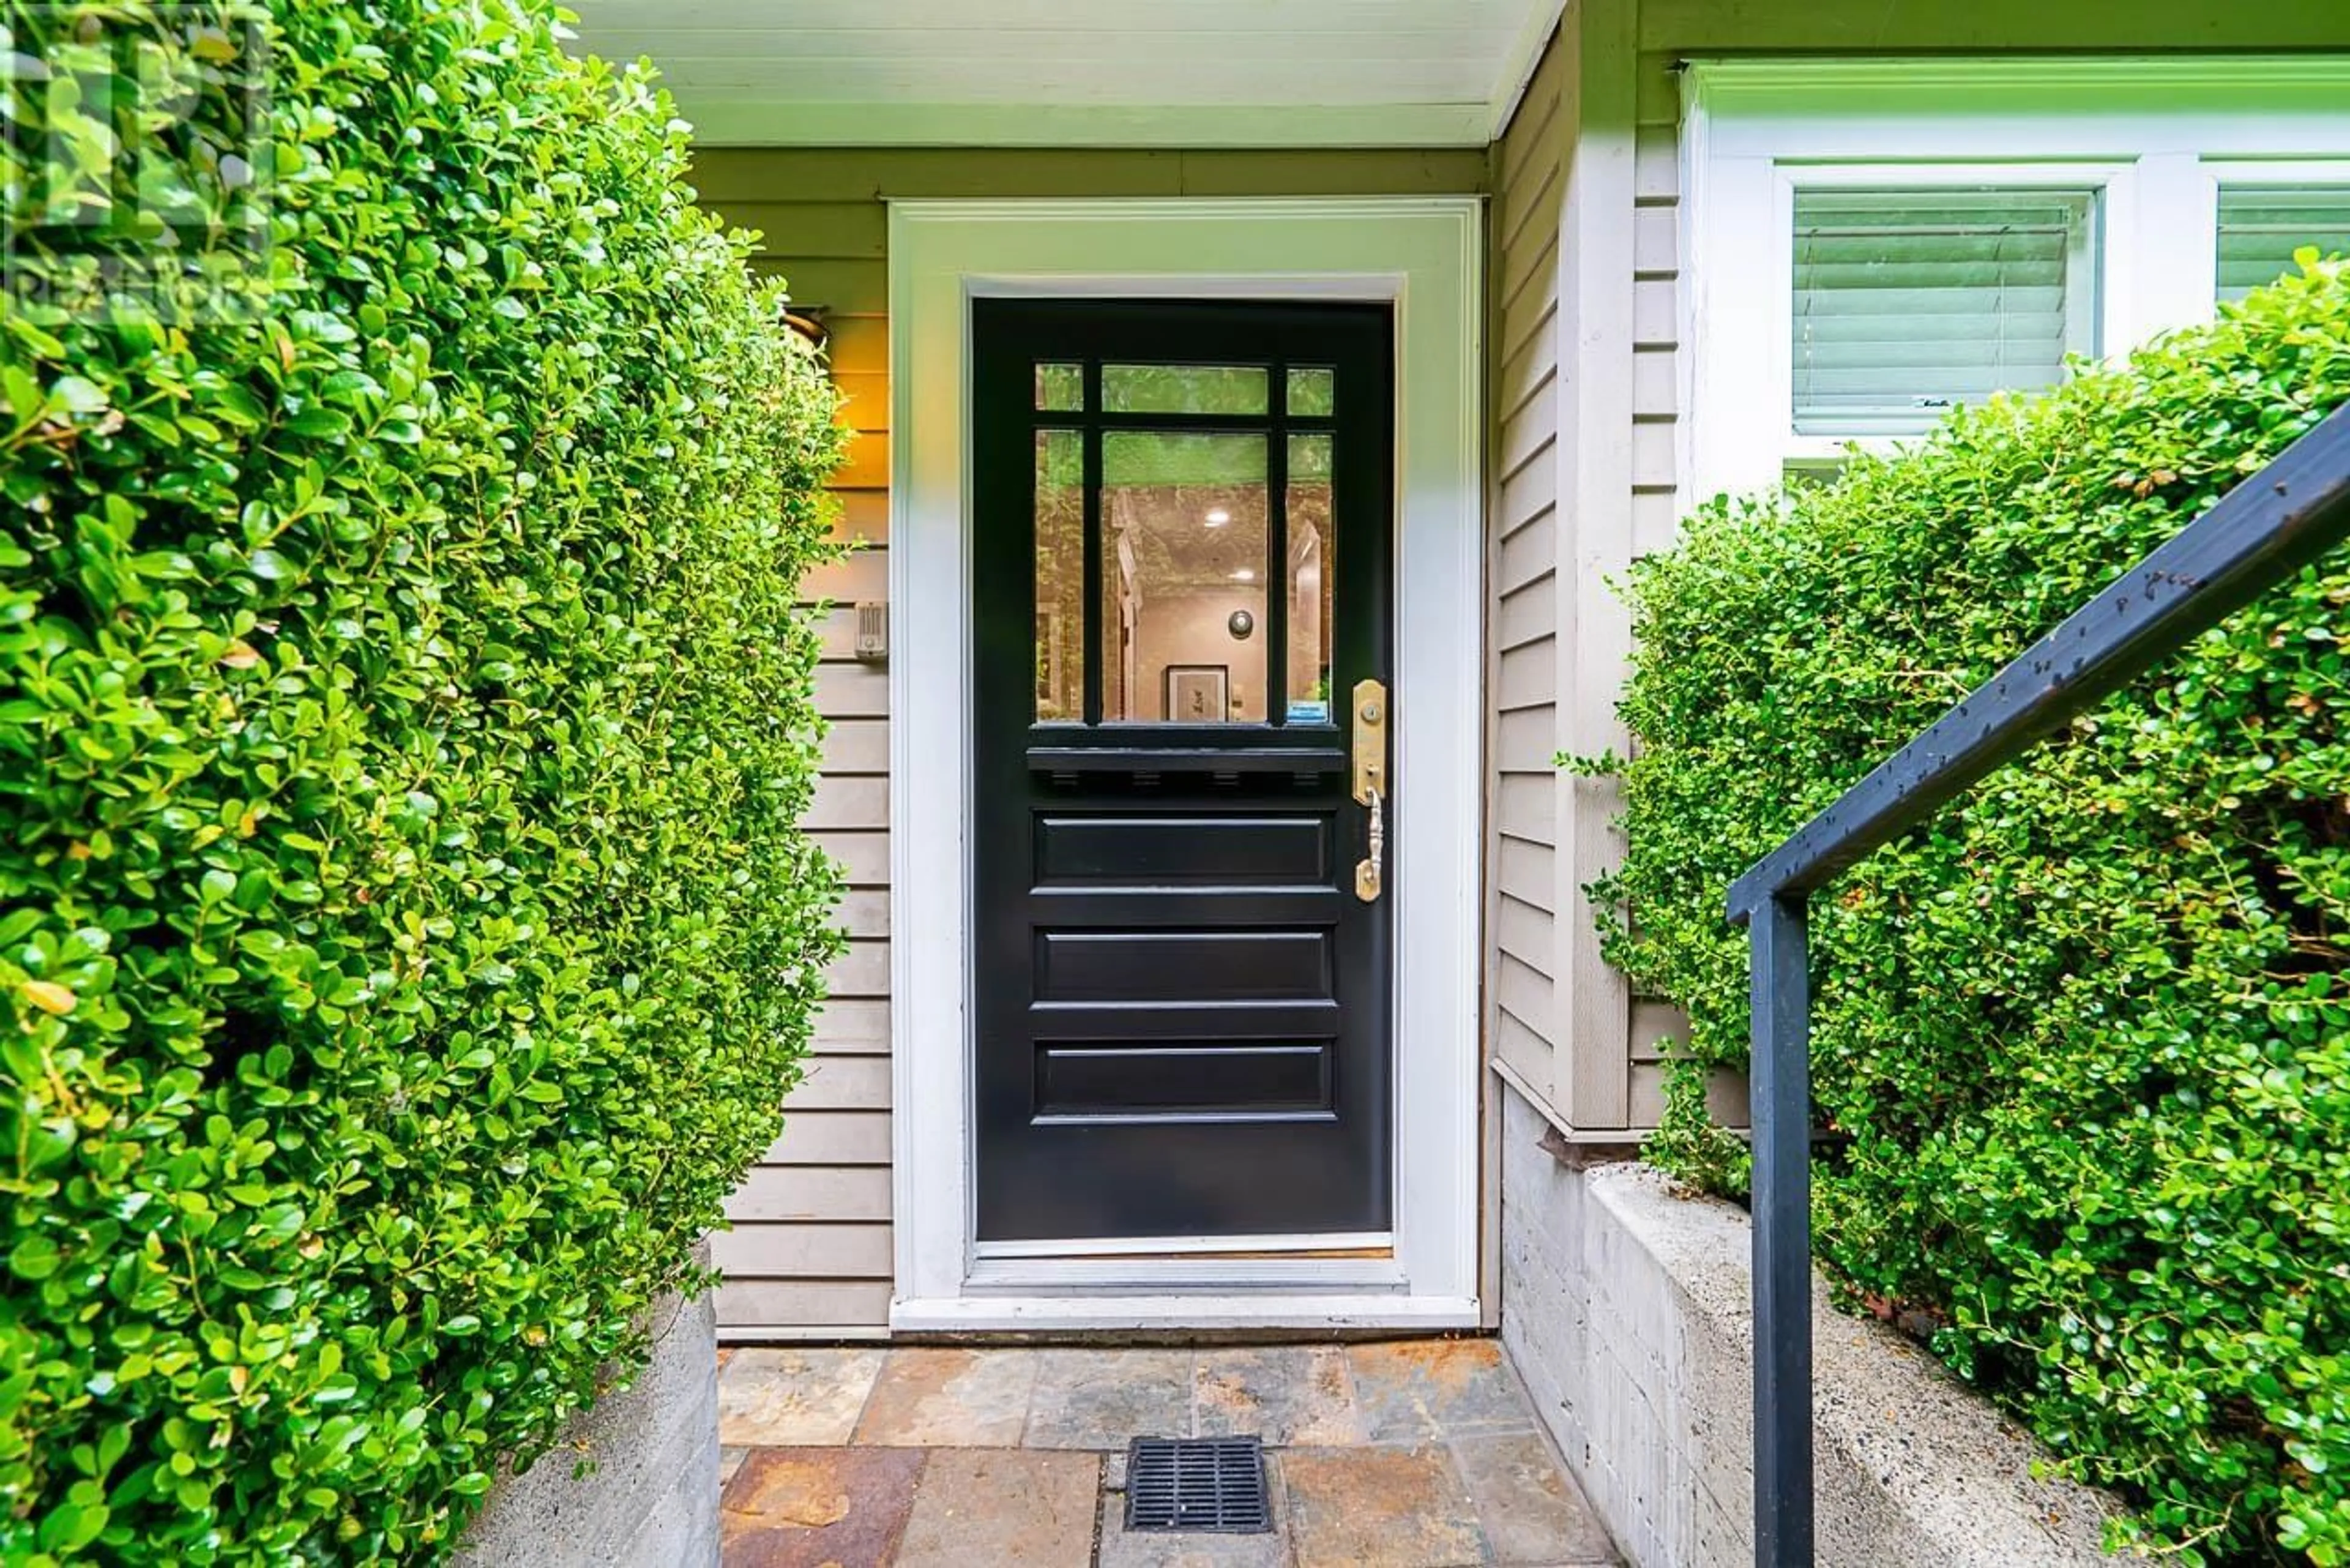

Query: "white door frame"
<box><xmin>886</xmin><ymin>198</ymin><xmax>1484</xmax><ymax>1332</ymax></box>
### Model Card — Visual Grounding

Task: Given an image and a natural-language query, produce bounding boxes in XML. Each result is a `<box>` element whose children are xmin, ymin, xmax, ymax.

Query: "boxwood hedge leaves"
<box><xmin>1588</xmin><ymin>259</ymin><xmax>2350</xmax><ymax>1564</ymax></box>
<box><xmin>1</xmin><ymin>1</ymin><xmax>845</xmax><ymax>1561</ymax></box>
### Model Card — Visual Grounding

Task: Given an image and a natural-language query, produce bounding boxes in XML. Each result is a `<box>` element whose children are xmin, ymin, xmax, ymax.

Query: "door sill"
<box><xmin>972</xmin><ymin>1231</ymin><xmax>1394</xmax><ymax>1261</ymax></box>
<box><xmin>890</xmin><ymin>1291</ymin><xmax>1481</xmax><ymax>1335</ymax></box>
<box><xmin>966</xmin><ymin>1252</ymin><xmax>1407</xmax><ymax>1294</ymax></box>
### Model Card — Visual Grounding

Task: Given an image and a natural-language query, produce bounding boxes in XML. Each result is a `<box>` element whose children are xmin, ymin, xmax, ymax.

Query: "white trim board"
<box><xmin>972</xmin><ymin>1232</ymin><xmax>1394</xmax><ymax>1261</ymax></box>
<box><xmin>886</xmin><ymin>197</ymin><xmax>1485</xmax><ymax>1334</ymax></box>
<box><xmin>963</xmin><ymin>1256</ymin><xmax>1411</xmax><ymax>1294</ymax></box>
<box><xmin>1680</xmin><ymin>56</ymin><xmax>2350</xmax><ymax>504</ymax></box>
<box><xmin>891</xmin><ymin>1294</ymin><xmax>1482</xmax><ymax>1335</ymax></box>
<box><xmin>1688</xmin><ymin>56</ymin><xmax>2350</xmax><ymax>135</ymax></box>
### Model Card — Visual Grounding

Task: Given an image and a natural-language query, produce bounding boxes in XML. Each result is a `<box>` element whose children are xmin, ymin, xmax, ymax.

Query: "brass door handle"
<box><xmin>1352</xmin><ymin>678</ymin><xmax>1387</xmax><ymax>903</ymax></box>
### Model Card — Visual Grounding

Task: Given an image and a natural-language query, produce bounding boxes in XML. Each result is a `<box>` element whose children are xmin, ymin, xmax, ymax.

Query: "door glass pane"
<box><xmin>1102</xmin><ymin>364</ymin><xmax>1269</xmax><ymax>416</ymax></box>
<box><xmin>1101</xmin><ymin>431</ymin><xmax>1267</xmax><ymax>723</ymax></box>
<box><xmin>1286</xmin><ymin>433</ymin><xmax>1335</xmax><ymax>723</ymax></box>
<box><xmin>1035</xmin><ymin>362</ymin><xmax>1084</xmax><ymax>412</ymax></box>
<box><xmin>2217</xmin><ymin>185</ymin><xmax>2350</xmax><ymax>303</ymax></box>
<box><xmin>1286</xmin><ymin>367</ymin><xmax>1336</xmax><ymax>417</ymax></box>
<box><xmin>1035</xmin><ymin>429</ymin><xmax>1083</xmax><ymax>723</ymax></box>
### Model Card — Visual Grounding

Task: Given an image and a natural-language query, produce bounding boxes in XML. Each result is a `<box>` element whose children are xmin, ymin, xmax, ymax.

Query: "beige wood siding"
<box><xmin>1491</xmin><ymin>0</ymin><xmax>2350</xmax><ymax>1144</ymax></box>
<box><xmin>1483</xmin><ymin>0</ymin><xmax>1654</xmax><ymax>1140</ymax></box>
<box><xmin>1486</xmin><ymin>35</ymin><xmax>1565</xmax><ymax>1117</ymax></box>
<box><xmin>691</xmin><ymin>147</ymin><xmax>1488</xmax><ymax>1338</ymax></box>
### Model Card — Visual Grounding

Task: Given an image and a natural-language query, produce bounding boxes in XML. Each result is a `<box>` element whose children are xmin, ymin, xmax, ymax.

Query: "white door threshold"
<box><xmin>966</xmin><ymin>1255</ymin><xmax>1407</xmax><ymax>1294</ymax></box>
<box><xmin>890</xmin><ymin>1292</ymin><xmax>1482</xmax><ymax>1335</ymax></box>
<box><xmin>972</xmin><ymin>1231</ymin><xmax>1395</xmax><ymax>1261</ymax></box>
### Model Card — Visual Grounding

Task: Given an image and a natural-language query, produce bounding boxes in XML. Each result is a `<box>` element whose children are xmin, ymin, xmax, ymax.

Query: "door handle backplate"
<box><xmin>1352</xmin><ymin>678</ymin><xmax>1387</xmax><ymax>903</ymax></box>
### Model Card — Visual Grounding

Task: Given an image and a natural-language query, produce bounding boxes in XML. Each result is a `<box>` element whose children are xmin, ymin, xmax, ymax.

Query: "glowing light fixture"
<box><xmin>1231</xmin><ymin>568</ymin><xmax>1256</xmax><ymax>582</ymax></box>
<box><xmin>781</xmin><ymin>303</ymin><xmax>829</xmax><ymax>348</ymax></box>
<box><xmin>1204</xmin><ymin>507</ymin><xmax>1231</xmax><ymax>527</ymax></box>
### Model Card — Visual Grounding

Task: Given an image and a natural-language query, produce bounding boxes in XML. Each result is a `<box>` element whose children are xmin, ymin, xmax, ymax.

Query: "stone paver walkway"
<box><xmin>715</xmin><ymin>1338</ymin><xmax>1620</xmax><ymax>1567</ymax></box>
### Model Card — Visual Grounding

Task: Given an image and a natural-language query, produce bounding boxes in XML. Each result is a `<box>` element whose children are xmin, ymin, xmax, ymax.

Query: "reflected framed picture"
<box><xmin>1163</xmin><ymin>663</ymin><xmax>1230</xmax><ymax>723</ymax></box>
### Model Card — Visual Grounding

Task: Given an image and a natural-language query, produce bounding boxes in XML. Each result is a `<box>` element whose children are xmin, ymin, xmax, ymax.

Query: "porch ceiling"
<box><xmin>564</xmin><ymin>0</ymin><xmax>1564</xmax><ymax>148</ymax></box>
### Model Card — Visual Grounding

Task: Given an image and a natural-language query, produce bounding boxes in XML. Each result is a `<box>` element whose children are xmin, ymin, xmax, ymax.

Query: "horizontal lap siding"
<box><xmin>696</xmin><ymin>145</ymin><xmax>896</xmax><ymax>1335</ymax></box>
<box><xmin>691</xmin><ymin>145</ymin><xmax>1487</xmax><ymax>1338</ymax></box>
<box><xmin>1488</xmin><ymin>33</ymin><xmax>1566</xmax><ymax>1107</ymax></box>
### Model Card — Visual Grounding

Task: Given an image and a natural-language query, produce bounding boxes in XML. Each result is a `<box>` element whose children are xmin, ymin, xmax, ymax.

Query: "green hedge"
<box><xmin>1</xmin><ymin>3</ymin><xmax>843</xmax><ymax>1561</ymax></box>
<box><xmin>1586</xmin><ymin>258</ymin><xmax>2350</xmax><ymax>1565</ymax></box>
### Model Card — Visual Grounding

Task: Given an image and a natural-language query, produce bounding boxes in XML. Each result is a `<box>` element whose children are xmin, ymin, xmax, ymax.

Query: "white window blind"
<box><xmin>2216</xmin><ymin>185</ymin><xmax>2350</xmax><ymax>303</ymax></box>
<box><xmin>1791</xmin><ymin>189</ymin><xmax>2099</xmax><ymax>439</ymax></box>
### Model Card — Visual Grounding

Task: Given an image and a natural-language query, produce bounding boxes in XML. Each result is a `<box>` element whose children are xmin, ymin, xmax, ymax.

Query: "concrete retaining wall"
<box><xmin>453</xmin><ymin>1265</ymin><xmax>720</xmax><ymax>1568</ymax></box>
<box><xmin>1497</xmin><ymin>1081</ymin><xmax>2125</xmax><ymax>1567</ymax></box>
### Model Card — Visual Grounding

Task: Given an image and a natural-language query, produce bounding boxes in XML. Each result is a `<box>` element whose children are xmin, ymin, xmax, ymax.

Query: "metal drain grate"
<box><xmin>1124</xmin><ymin>1436</ymin><xmax>1273</xmax><ymax>1534</ymax></box>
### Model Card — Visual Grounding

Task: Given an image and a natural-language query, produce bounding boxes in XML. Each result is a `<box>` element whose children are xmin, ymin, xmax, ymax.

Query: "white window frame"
<box><xmin>886</xmin><ymin>198</ymin><xmax>1485</xmax><ymax>1333</ymax></box>
<box><xmin>1778</xmin><ymin>166</ymin><xmax>2117</xmax><ymax>466</ymax></box>
<box><xmin>1683</xmin><ymin>57</ymin><xmax>2350</xmax><ymax>504</ymax></box>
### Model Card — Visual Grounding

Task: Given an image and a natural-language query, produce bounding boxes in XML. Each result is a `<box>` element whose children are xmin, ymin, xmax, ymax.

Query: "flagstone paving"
<box><xmin>715</xmin><ymin>1337</ymin><xmax>1620</xmax><ymax>1567</ymax></box>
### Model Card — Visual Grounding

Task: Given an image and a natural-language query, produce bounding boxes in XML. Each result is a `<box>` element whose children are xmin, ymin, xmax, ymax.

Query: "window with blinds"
<box><xmin>2216</xmin><ymin>185</ymin><xmax>2350</xmax><ymax>303</ymax></box>
<box><xmin>1791</xmin><ymin>189</ymin><xmax>2100</xmax><ymax>439</ymax></box>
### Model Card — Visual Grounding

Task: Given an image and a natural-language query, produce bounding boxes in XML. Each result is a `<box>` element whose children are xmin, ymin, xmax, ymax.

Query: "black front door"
<box><xmin>972</xmin><ymin>299</ymin><xmax>1395</xmax><ymax>1244</ymax></box>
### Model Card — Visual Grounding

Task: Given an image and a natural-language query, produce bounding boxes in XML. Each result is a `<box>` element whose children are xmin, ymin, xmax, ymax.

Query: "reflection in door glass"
<box><xmin>1286</xmin><ymin>367</ymin><xmax>1336</xmax><ymax>417</ymax></box>
<box><xmin>1102</xmin><ymin>365</ymin><xmax>1269</xmax><ymax>416</ymax></box>
<box><xmin>1101</xmin><ymin>431</ymin><xmax>1268</xmax><ymax>723</ymax></box>
<box><xmin>1034</xmin><ymin>429</ymin><xmax>1083</xmax><ymax>723</ymax></box>
<box><xmin>1035</xmin><ymin>362</ymin><xmax>1083</xmax><ymax>412</ymax></box>
<box><xmin>1286</xmin><ymin>433</ymin><xmax>1335</xmax><ymax>723</ymax></box>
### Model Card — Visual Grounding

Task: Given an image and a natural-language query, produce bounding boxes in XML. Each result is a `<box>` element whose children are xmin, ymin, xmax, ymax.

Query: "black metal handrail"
<box><xmin>1725</xmin><ymin>400</ymin><xmax>2350</xmax><ymax>1567</ymax></box>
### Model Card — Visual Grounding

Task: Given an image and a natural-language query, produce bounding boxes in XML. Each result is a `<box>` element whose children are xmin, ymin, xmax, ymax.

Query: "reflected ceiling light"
<box><xmin>1204</xmin><ymin>508</ymin><xmax>1231</xmax><ymax>527</ymax></box>
<box><xmin>1231</xmin><ymin>568</ymin><xmax>1256</xmax><ymax>581</ymax></box>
